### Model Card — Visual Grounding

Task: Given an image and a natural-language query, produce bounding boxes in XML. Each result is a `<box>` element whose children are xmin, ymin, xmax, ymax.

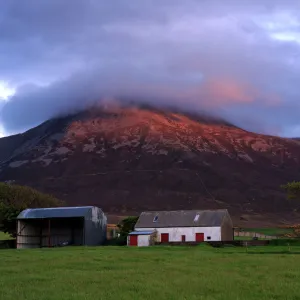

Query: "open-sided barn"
<box><xmin>128</xmin><ymin>209</ymin><xmax>233</xmax><ymax>246</ymax></box>
<box><xmin>16</xmin><ymin>206</ymin><xmax>107</xmax><ymax>249</ymax></box>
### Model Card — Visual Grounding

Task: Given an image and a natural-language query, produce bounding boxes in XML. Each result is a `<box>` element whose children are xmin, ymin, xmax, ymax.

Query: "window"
<box><xmin>207</xmin><ymin>236</ymin><xmax>211</xmax><ymax>240</ymax></box>
<box><xmin>194</xmin><ymin>214</ymin><xmax>200</xmax><ymax>222</ymax></box>
<box><xmin>153</xmin><ymin>215</ymin><xmax>159</xmax><ymax>222</ymax></box>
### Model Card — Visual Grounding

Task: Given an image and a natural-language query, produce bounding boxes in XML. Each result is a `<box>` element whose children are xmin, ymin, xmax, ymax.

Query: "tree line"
<box><xmin>1</xmin><ymin>180</ymin><xmax>300</xmax><ymax>239</ymax></box>
<box><xmin>0</xmin><ymin>182</ymin><xmax>138</xmax><ymax>241</ymax></box>
<box><xmin>281</xmin><ymin>181</ymin><xmax>300</xmax><ymax>201</ymax></box>
<box><xmin>0</xmin><ymin>182</ymin><xmax>62</xmax><ymax>237</ymax></box>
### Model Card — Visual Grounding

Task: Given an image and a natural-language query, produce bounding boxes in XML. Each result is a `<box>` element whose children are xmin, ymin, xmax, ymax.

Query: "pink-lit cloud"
<box><xmin>0</xmin><ymin>0</ymin><xmax>300</xmax><ymax>137</ymax></box>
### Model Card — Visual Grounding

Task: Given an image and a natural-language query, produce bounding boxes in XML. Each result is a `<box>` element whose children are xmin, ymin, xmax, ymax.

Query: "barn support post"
<box><xmin>83</xmin><ymin>218</ymin><xmax>85</xmax><ymax>245</ymax></box>
<box><xmin>39</xmin><ymin>220</ymin><xmax>43</xmax><ymax>248</ymax></box>
<box><xmin>48</xmin><ymin>219</ymin><xmax>51</xmax><ymax>248</ymax></box>
<box><xmin>81</xmin><ymin>218</ymin><xmax>85</xmax><ymax>246</ymax></box>
<box><xmin>71</xmin><ymin>225</ymin><xmax>75</xmax><ymax>245</ymax></box>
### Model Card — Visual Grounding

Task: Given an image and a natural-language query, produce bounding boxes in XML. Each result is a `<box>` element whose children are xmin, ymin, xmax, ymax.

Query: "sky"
<box><xmin>0</xmin><ymin>0</ymin><xmax>300</xmax><ymax>138</ymax></box>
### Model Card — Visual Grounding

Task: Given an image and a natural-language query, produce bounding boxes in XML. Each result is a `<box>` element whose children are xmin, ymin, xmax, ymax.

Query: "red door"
<box><xmin>181</xmin><ymin>235</ymin><xmax>186</xmax><ymax>242</ymax></box>
<box><xmin>129</xmin><ymin>235</ymin><xmax>138</xmax><ymax>246</ymax></box>
<box><xmin>195</xmin><ymin>233</ymin><xmax>204</xmax><ymax>242</ymax></box>
<box><xmin>161</xmin><ymin>233</ymin><xmax>169</xmax><ymax>243</ymax></box>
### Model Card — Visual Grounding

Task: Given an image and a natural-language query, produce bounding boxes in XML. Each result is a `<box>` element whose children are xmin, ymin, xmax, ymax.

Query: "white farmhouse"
<box><xmin>128</xmin><ymin>209</ymin><xmax>233</xmax><ymax>246</ymax></box>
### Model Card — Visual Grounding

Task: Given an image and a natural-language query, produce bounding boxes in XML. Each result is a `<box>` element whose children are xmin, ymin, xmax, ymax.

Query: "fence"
<box><xmin>234</xmin><ymin>230</ymin><xmax>278</xmax><ymax>240</ymax></box>
<box><xmin>208</xmin><ymin>240</ymin><xmax>270</xmax><ymax>247</ymax></box>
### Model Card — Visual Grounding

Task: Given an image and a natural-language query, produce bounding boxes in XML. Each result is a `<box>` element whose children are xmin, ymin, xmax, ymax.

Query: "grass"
<box><xmin>234</xmin><ymin>236</ymin><xmax>270</xmax><ymax>241</ymax></box>
<box><xmin>242</xmin><ymin>228</ymin><xmax>293</xmax><ymax>237</ymax></box>
<box><xmin>1</xmin><ymin>245</ymin><xmax>300</xmax><ymax>300</ymax></box>
<box><xmin>234</xmin><ymin>236</ymin><xmax>256</xmax><ymax>240</ymax></box>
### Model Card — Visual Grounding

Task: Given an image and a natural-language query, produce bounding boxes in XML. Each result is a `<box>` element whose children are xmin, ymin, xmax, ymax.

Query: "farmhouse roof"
<box><xmin>129</xmin><ymin>231</ymin><xmax>155</xmax><ymax>235</ymax></box>
<box><xmin>17</xmin><ymin>206</ymin><xmax>97</xmax><ymax>219</ymax></box>
<box><xmin>135</xmin><ymin>209</ymin><xmax>230</xmax><ymax>228</ymax></box>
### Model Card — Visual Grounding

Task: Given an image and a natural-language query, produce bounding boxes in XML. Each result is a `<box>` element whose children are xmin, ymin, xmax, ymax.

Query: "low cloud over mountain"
<box><xmin>0</xmin><ymin>0</ymin><xmax>300</xmax><ymax>136</ymax></box>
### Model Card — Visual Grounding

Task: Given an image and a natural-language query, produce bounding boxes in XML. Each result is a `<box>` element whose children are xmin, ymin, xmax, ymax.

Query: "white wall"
<box><xmin>138</xmin><ymin>235</ymin><xmax>151</xmax><ymax>246</ymax></box>
<box><xmin>136</xmin><ymin>227</ymin><xmax>221</xmax><ymax>242</ymax></box>
<box><xmin>127</xmin><ymin>234</ymin><xmax>151</xmax><ymax>246</ymax></box>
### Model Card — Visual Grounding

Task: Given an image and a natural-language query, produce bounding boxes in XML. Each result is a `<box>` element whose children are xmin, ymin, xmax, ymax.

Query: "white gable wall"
<box><xmin>135</xmin><ymin>227</ymin><xmax>221</xmax><ymax>242</ymax></box>
<box><xmin>138</xmin><ymin>235</ymin><xmax>151</xmax><ymax>246</ymax></box>
<box><xmin>127</xmin><ymin>234</ymin><xmax>152</xmax><ymax>246</ymax></box>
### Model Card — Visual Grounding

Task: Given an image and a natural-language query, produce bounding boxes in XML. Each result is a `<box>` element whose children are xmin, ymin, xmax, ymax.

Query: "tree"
<box><xmin>281</xmin><ymin>181</ymin><xmax>300</xmax><ymax>237</ymax></box>
<box><xmin>281</xmin><ymin>181</ymin><xmax>300</xmax><ymax>200</ymax></box>
<box><xmin>117</xmin><ymin>216</ymin><xmax>139</xmax><ymax>244</ymax></box>
<box><xmin>0</xmin><ymin>182</ymin><xmax>63</xmax><ymax>237</ymax></box>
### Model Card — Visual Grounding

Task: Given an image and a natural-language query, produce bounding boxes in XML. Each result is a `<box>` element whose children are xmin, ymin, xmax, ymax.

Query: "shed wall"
<box><xmin>40</xmin><ymin>226</ymin><xmax>83</xmax><ymax>247</ymax></box>
<box><xmin>17</xmin><ymin>220</ymin><xmax>40</xmax><ymax>248</ymax></box>
<box><xmin>138</xmin><ymin>235</ymin><xmax>151</xmax><ymax>246</ymax></box>
<box><xmin>84</xmin><ymin>207</ymin><xmax>107</xmax><ymax>246</ymax></box>
<box><xmin>221</xmin><ymin>214</ymin><xmax>234</xmax><ymax>241</ymax></box>
<box><xmin>127</xmin><ymin>234</ymin><xmax>152</xmax><ymax>246</ymax></box>
<box><xmin>135</xmin><ymin>227</ymin><xmax>221</xmax><ymax>242</ymax></box>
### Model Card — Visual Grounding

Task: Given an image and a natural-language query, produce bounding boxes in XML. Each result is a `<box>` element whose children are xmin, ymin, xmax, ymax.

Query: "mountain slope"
<box><xmin>1</xmin><ymin>104</ymin><xmax>300</xmax><ymax>224</ymax></box>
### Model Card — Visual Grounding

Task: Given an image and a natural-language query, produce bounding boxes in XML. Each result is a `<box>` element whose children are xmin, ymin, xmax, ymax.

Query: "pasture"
<box><xmin>243</xmin><ymin>227</ymin><xmax>293</xmax><ymax>237</ymax></box>
<box><xmin>1</xmin><ymin>245</ymin><xmax>300</xmax><ymax>300</ymax></box>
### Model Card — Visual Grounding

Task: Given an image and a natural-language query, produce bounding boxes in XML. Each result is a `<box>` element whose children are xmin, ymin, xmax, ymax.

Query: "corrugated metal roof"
<box><xmin>129</xmin><ymin>231</ymin><xmax>155</xmax><ymax>235</ymax></box>
<box><xmin>135</xmin><ymin>210</ymin><xmax>230</xmax><ymax>228</ymax></box>
<box><xmin>17</xmin><ymin>206</ymin><xmax>94</xmax><ymax>219</ymax></box>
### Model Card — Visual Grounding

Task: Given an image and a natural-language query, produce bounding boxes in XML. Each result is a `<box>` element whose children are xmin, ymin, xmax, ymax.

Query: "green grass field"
<box><xmin>1</xmin><ymin>245</ymin><xmax>300</xmax><ymax>300</ymax></box>
<box><xmin>242</xmin><ymin>228</ymin><xmax>293</xmax><ymax>236</ymax></box>
<box><xmin>234</xmin><ymin>236</ymin><xmax>256</xmax><ymax>240</ymax></box>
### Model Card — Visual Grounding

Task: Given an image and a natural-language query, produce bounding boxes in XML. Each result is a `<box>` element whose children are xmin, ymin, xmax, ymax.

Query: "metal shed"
<box><xmin>16</xmin><ymin>206</ymin><xmax>107</xmax><ymax>249</ymax></box>
<box><xmin>127</xmin><ymin>230</ymin><xmax>156</xmax><ymax>247</ymax></box>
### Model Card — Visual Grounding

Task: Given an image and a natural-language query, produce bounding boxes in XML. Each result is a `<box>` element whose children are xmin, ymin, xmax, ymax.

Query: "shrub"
<box><xmin>269</xmin><ymin>239</ymin><xmax>300</xmax><ymax>246</ymax></box>
<box><xmin>0</xmin><ymin>182</ymin><xmax>63</xmax><ymax>237</ymax></box>
<box><xmin>117</xmin><ymin>216</ymin><xmax>139</xmax><ymax>238</ymax></box>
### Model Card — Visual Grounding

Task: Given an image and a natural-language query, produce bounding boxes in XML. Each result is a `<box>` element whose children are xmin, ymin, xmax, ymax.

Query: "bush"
<box><xmin>104</xmin><ymin>236</ymin><xmax>128</xmax><ymax>246</ymax></box>
<box><xmin>117</xmin><ymin>216</ymin><xmax>139</xmax><ymax>238</ymax></box>
<box><xmin>269</xmin><ymin>239</ymin><xmax>300</xmax><ymax>246</ymax></box>
<box><xmin>0</xmin><ymin>182</ymin><xmax>63</xmax><ymax>237</ymax></box>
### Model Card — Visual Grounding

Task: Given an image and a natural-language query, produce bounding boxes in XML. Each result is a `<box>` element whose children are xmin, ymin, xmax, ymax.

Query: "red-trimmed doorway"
<box><xmin>129</xmin><ymin>235</ymin><xmax>138</xmax><ymax>246</ymax></box>
<box><xmin>195</xmin><ymin>233</ymin><xmax>204</xmax><ymax>242</ymax></box>
<box><xmin>161</xmin><ymin>233</ymin><xmax>169</xmax><ymax>242</ymax></box>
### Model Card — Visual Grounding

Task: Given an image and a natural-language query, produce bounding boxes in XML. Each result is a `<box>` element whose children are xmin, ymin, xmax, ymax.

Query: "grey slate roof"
<box><xmin>17</xmin><ymin>206</ymin><xmax>95</xmax><ymax>219</ymax></box>
<box><xmin>135</xmin><ymin>210</ymin><xmax>230</xmax><ymax>228</ymax></box>
<box><xmin>129</xmin><ymin>231</ymin><xmax>155</xmax><ymax>235</ymax></box>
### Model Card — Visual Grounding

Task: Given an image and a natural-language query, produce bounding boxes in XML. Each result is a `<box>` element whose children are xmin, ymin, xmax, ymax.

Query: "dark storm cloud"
<box><xmin>0</xmin><ymin>0</ymin><xmax>300</xmax><ymax>136</ymax></box>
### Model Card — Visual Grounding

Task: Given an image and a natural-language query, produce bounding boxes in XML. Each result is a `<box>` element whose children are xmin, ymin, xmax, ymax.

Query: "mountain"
<box><xmin>1</xmin><ymin>103</ymin><xmax>300</xmax><ymax>226</ymax></box>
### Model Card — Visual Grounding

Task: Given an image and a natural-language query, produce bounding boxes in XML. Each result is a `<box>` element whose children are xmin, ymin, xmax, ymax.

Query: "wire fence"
<box><xmin>234</xmin><ymin>230</ymin><xmax>278</xmax><ymax>240</ymax></box>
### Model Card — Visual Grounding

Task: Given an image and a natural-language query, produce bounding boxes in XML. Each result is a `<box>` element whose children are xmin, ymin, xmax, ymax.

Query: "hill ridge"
<box><xmin>1</xmin><ymin>104</ymin><xmax>299</xmax><ymax>224</ymax></box>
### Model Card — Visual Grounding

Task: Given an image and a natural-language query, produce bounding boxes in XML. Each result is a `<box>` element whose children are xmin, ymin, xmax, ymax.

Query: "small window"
<box><xmin>207</xmin><ymin>236</ymin><xmax>211</xmax><ymax>240</ymax></box>
<box><xmin>153</xmin><ymin>215</ymin><xmax>159</xmax><ymax>222</ymax></box>
<box><xmin>194</xmin><ymin>214</ymin><xmax>200</xmax><ymax>222</ymax></box>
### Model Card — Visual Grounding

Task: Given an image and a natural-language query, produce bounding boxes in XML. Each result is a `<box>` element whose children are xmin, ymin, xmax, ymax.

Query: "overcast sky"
<box><xmin>0</xmin><ymin>0</ymin><xmax>300</xmax><ymax>138</ymax></box>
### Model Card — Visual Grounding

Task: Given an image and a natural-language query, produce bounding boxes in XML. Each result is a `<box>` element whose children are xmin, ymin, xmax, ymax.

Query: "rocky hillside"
<box><xmin>1</xmin><ymin>103</ymin><xmax>300</xmax><ymax>224</ymax></box>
